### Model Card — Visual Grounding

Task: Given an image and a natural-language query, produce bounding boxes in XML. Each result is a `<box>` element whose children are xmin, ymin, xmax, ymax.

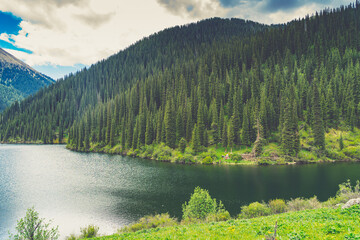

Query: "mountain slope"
<box><xmin>1</xmin><ymin>4</ymin><xmax>359</xmax><ymax>164</ymax></box>
<box><xmin>0</xmin><ymin>18</ymin><xmax>268</xmax><ymax>142</ymax></box>
<box><xmin>0</xmin><ymin>48</ymin><xmax>54</xmax><ymax>111</ymax></box>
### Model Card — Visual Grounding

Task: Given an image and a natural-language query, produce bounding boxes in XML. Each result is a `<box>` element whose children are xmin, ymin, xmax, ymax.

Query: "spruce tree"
<box><xmin>312</xmin><ymin>83</ymin><xmax>325</xmax><ymax>149</ymax></box>
<box><xmin>145</xmin><ymin>113</ymin><xmax>153</xmax><ymax>145</ymax></box>
<box><xmin>179</xmin><ymin>137</ymin><xmax>187</xmax><ymax>153</ymax></box>
<box><xmin>110</xmin><ymin>118</ymin><xmax>115</xmax><ymax>147</ymax></box>
<box><xmin>242</xmin><ymin>105</ymin><xmax>251</xmax><ymax>146</ymax></box>
<box><xmin>222</xmin><ymin>121</ymin><xmax>228</xmax><ymax>148</ymax></box>
<box><xmin>164</xmin><ymin>100</ymin><xmax>176</xmax><ymax>148</ymax></box>
<box><xmin>339</xmin><ymin>133</ymin><xmax>344</xmax><ymax>150</ymax></box>
<box><xmin>227</xmin><ymin>118</ymin><xmax>235</xmax><ymax>150</ymax></box>
<box><xmin>192</xmin><ymin>124</ymin><xmax>201</xmax><ymax>153</ymax></box>
<box><xmin>197</xmin><ymin>101</ymin><xmax>205</xmax><ymax>145</ymax></box>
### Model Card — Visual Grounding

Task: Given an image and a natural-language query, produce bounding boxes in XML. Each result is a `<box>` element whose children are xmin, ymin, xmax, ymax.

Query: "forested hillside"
<box><xmin>0</xmin><ymin>48</ymin><xmax>54</xmax><ymax>111</ymax></box>
<box><xmin>1</xmin><ymin>4</ymin><xmax>360</xmax><ymax>163</ymax></box>
<box><xmin>0</xmin><ymin>18</ymin><xmax>266</xmax><ymax>144</ymax></box>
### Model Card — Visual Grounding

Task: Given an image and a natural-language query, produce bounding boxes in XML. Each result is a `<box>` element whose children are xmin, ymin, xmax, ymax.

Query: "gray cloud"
<box><xmin>75</xmin><ymin>11</ymin><xmax>115</xmax><ymax>29</ymax></box>
<box><xmin>156</xmin><ymin>0</ymin><xmax>227</xmax><ymax>19</ymax></box>
<box><xmin>260</xmin><ymin>0</ymin><xmax>333</xmax><ymax>13</ymax></box>
<box><xmin>0</xmin><ymin>0</ymin><xmax>113</xmax><ymax>30</ymax></box>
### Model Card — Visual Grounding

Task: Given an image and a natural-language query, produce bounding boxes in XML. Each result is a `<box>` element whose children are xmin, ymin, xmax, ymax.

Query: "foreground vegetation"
<box><xmin>9</xmin><ymin>180</ymin><xmax>360</xmax><ymax>239</ymax></box>
<box><xmin>88</xmin><ymin>206</ymin><xmax>360</xmax><ymax>240</ymax></box>
<box><xmin>84</xmin><ymin>180</ymin><xmax>360</xmax><ymax>240</ymax></box>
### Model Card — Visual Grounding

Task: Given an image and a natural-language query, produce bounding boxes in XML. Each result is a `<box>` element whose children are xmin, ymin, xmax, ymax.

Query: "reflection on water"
<box><xmin>1</xmin><ymin>144</ymin><xmax>360</xmax><ymax>239</ymax></box>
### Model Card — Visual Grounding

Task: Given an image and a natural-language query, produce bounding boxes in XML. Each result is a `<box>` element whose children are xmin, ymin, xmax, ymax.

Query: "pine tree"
<box><xmin>218</xmin><ymin>102</ymin><xmax>224</xmax><ymax>142</ymax></box>
<box><xmin>145</xmin><ymin>113</ymin><xmax>153</xmax><ymax>145</ymax></box>
<box><xmin>312</xmin><ymin>83</ymin><xmax>325</xmax><ymax>149</ymax></box>
<box><xmin>203</xmin><ymin>130</ymin><xmax>208</xmax><ymax>148</ymax></box>
<box><xmin>192</xmin><ymin>124</ymin><xmax>201</xmax><ymax>153</ymax></box>
<box><xmin>281</xmin><ymin>98</ymin><xmax>299</xmax><ymax>156</ymax></box>
<box><xmin>164</xmin><ymin>100</ymin><xmax>176</xmax><ymax>148</ymax></box>
<box><xmin>106</xmin><ymin>105</ymin><xmax>111</xmax><ymax>145</ymax></box>
<box><xmin>179</xmin><ymin>137</ymin><xmax>187</xmax><ymax>153</ymax></box>
<box><xmin>197</xmin><ymin>101</ymin><xmax>205</xmax><ymax>145</ymax></box>
<box><xmin>222</xmin><ymin>121</ymin><xmax>228</xmax><ymax>147</ymax></box>
<box><xmin>232</xmin><ymin>89</ymin><xmax>241</xmax><ymax>144</ymax></box>
<box><xmin>132</xmin><ymin>121</ymin><xmax>138</xmax><ymax>149</ymax></box>
<box><xmin>339</xmin><ymin>133</ymin><xmax>344</xmax><ymax>150</ymax></box>
<box><xmin>98</xmin><ymin>109</ymin><xmax>103</xmax><ymax>143</ymax></box>
<box><xmin>242</xmin><ymin>105</ymin><xmax>251</xmax><ymax>146</ymax></box>
<box><xmin>58</xmin><ymin>122</ymin><xmax>64</xmax><ymax>143</ymax></box>
<box><xmin>186</xmin><ymin>104</ymin><xmax>193</xmax><ymax>142</ymax></box>
<box><xmin>227</xmin><ymin>118</ymin><xmax>235</xmax><ymax>150</ymax></box>
<box><xmin>176</xmin><ymin>110</ymin><xmax>184</xmax><ymax>142</ymax></box>
<box><xmin>110</xmin><ymin>118</ymin><xmax>115</xmax><ymax>147</ymax></box>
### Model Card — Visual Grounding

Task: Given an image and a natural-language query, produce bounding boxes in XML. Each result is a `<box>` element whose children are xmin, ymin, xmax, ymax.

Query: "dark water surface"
<box><xmin>1</xmin><ymin>144</ymin><xmax>360</xmax><ymax>238</ymax></box>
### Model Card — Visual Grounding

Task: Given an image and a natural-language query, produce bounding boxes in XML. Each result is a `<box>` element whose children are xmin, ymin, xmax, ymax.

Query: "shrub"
<box><xmin>80</xmin><ymin>225</ymin><xmax>99</xmax><ymax>238</ymax></box>
<box><xmin>205</xmin><ymin>210</ymin><xmax>231</xmax><ymax>222</ymax></box>
<box><xmin>286</xmin><ymin>196</ymin><xmax>321</xmax><ymax>211</ymax></box>
<box><xmin>269</xmin><ymin>199</ymin><xmax>287</xmax><ymax>214</ymax></box>
<box><xmin>240</xmin><ymin>202</ymin><xmax>270</xmax><ymax>218</ymax></box>
<box><xmin>175</xmin><ymin>153</ymin><xmax>195</xmax><ymax>164</ymax></box>
<box><xmin>9</xmin><ymin>207</ymin><xmax>59</xmax><ymax>240</ymax></box>
<box><xmin>182</xmin><ymin>187</ymin><xmax>226</xmax><ymax>221</ymax></box>
<box><xmin>335</xmin><ymin>179</ymin><xmax>360</xmax><ymax>204</ymax></box>
<box><xmin>121</xmin><ymin>213</ymin><xmax>178</xmax><ymax>233</ymax></box>
<box><xmin>229</xmin><ymin>153</ymin><xmax>243</xmax><ymax>162</ymax></box>
<box><xmin>65</xmin><ymin>234</ymin><xmax>78</xmax><ymax>240</ymax></box>
<box><xmin>202</xmin><ymin>156</ymin><xmax>213</xmax><ymax>165</ymax></box>
<box><xmin>152</xmin><ymin>143</ymin><xmax>173</xmax><ymax>161</ymax></box>
<box><xmin>257</xmin><ymin>158</ymin><xmax>274</xmax><ymax>165</ymax></box>
<box><xmin>342</xmin><ymin>146</ymin><xmax>360</xmax><ymax>159</ymax></box>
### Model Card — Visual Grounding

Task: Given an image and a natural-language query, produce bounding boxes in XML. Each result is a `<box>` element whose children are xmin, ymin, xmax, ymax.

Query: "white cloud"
<box><xmin>0</xmin><ymin>33</ymin><xmax>11</xmax><ymax>43</ymax></box>
<box><xmin>0</xmin><ymin>0</ymin><xmax>355</xmax><ymax>69</ymax></box>
<box><xmin>0</xmin><ymin>0</ymin><xmax>193</xmax><ymax>66</ymax></box>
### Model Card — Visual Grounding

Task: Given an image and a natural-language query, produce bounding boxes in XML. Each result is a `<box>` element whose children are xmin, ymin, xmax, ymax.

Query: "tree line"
<box><xmin>1</xmin><ymin>3</ymin><xmax>360</xmax><ymax>158</ymax></box>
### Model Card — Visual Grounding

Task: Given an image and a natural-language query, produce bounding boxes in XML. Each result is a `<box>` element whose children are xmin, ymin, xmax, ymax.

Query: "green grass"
<box><xmin>66</xmin><ymin>125</ymin><xmax>360</xmax><ymax>166</ymax></box>
<box><xmin>88</xmin><ymin>205</ymin><xmax>360</xmax><ymax>240</ymax></box>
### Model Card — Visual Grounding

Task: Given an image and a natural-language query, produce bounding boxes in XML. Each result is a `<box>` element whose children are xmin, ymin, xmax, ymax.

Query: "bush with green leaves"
<box><xmin>205</xmin><ymin>202</ymin><xmax>231</xmax><ymax>222</ymax></box>
<box><xmin>286</xmin><ymin>196</ymin><xmax>322</xmax><ymax>211</ymax></box>
<box><xmin>202</xmin><ymin>156</ymin><xmax>213</xmax><ymax>165</ymax></box>
<box><xmin>65</xmin><ymin>234</ymin><xmax>77</xmax><ymax>240</ymax></box>
<box><xmin>9</xmin><ymin>207</ymin><xmax>59</xmax><ymax>240</ymax></box>
<box><xmin>229</xmin><ymin>153</ymin><xmax>243</xmax><ymax>162</ymax></box>
<box><xmin>269</xmin><ymin>199</ymin><xmax>287</xmax><ymax>214</ymax></box>
<box><xmin>239</xmin><ymin>201</ymin><xmax>271</xmax><ymax>218</ymax></box>
<box><xmin>182</xmin><ymin>187</ymin><xmax>228</xmax><ymax>221</ymax></box>
<box><xmin>120</xmin><ymin>213</ymin><xmax>178</xmax><ymax>233</ymax></box>
<box><xmin>80</xmin><ymin>225</ymin><xmax>99</xmax><ymax>238</ymax></box>
<box><xmin>175</xmin><ymin>153</ymin><xmax>195</xmax><ymax>164</ymax></box>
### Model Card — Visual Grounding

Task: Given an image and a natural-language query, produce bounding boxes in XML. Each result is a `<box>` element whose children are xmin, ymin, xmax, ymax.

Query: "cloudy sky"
<box><xmin>0</xmin><ymin>0</ymin><xmax>354</xmax><ymax>79</ymax></box>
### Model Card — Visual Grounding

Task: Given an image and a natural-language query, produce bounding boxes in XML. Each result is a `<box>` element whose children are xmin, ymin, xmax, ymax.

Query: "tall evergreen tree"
<box><xmin>164</xmin><ymin>100</ymin><xmax>176</xmax><ymax>148</ymax></box>
<box><xmin>312</xmin><ymin>83</ymin><xmax>325</xmax><ymax>149</ymax></box>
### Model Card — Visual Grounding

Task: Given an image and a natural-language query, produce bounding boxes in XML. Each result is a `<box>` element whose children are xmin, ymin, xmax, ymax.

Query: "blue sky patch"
<box><xmin>0</xmin><ymin>11</ymin><xmax>32</xmax><ymax>54</ymax></box>
<box><xmin>0</xmin><ymin>11</ymin><xmax>21</xmax><ymax>35</ymax></box>
<box><xmin>33</xmin><ymin>64</ymin><xmax>88</xmax><ymax>80</ymax></box>
<box><xmin>219</xmin><ymin>0</ymin><xmax>242</xmax><ymax>8</ymax></box>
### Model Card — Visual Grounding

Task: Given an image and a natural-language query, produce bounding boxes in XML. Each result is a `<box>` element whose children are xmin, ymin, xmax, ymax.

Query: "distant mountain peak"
<box><xmin>0</xmin><ymin>48</ymin><xmax>30</xmax><ymax>69</ymax></box>
<box><xmin>0</xmin><ymin>48</ymin><xmax>54</xmax><ymax>111</ymax></box>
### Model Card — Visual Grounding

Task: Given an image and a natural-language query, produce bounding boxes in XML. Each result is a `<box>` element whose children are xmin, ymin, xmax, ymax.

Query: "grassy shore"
<box><xmin>85</xmin><ymin>205</ymin><xmax>360</xmax><ymax>239</ymax></box>
<box><xmin>67</xmin><ymin>127</ymin><xmax>360</xmax><ymax>166</ymax></box>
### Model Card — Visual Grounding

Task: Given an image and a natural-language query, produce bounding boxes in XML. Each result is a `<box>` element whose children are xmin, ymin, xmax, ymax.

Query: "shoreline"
<box><xmin>1</xmin><ymin>141</ymin><xmax>359</xmax><ymax>166</ymax></box>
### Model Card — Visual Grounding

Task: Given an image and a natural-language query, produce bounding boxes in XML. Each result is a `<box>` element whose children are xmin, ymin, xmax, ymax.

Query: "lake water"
<box><xmin>1</xmin><ymin>144</ymin><xmax>360</xmax><ymax>239</ymax></box>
